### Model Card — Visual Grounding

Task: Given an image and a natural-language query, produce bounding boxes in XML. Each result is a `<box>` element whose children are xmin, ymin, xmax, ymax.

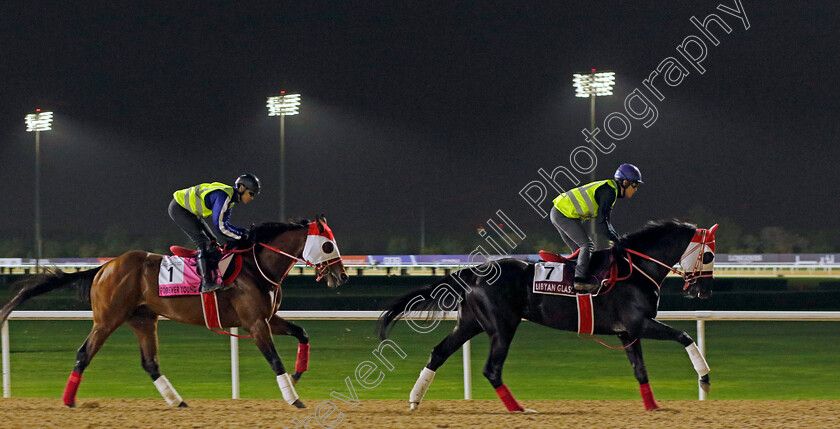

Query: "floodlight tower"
<box><xmin>572</xmin><ymin>70</ymin><xmax>615</xmax><ymax>241</ymax></box>
<box><xmin>266</xmin><ymin>92</ymin><xmax>301</xmax><ymax>222</ymax></box>
<box><xmin>25</xmin><ymin>110</ymin><xmax>54</xmax><ymax>273</ymax></box>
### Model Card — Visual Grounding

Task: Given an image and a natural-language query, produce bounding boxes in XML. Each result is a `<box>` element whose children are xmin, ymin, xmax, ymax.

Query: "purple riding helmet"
<box><xmin>614</xmin><ymin>163</ymin><xmax>643</xmax><ymax>183</ymax></box>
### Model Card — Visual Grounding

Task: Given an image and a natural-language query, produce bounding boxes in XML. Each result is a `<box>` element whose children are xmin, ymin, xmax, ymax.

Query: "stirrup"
<box><xmin>199</xmin><ymin>280</ymin><xmax>224</xmax><ymax>294</ymax></box>
<box><xmin>573</xmin><ymin>281</ymin><xmax>600</xmax><ymax>293</ymax></box>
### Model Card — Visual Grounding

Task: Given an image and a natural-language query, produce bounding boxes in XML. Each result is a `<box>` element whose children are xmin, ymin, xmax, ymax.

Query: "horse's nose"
<box><xmin>339</xmin><ymin>272</ymin><xmax>349</xmax><ymax>283</ymax></box>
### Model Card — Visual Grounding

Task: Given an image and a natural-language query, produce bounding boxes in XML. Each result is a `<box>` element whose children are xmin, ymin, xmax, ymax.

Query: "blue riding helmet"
<box><xmin>614</xmin><ymin>164</ymin><xmax>643</xmax><ymax>183</ymax></box>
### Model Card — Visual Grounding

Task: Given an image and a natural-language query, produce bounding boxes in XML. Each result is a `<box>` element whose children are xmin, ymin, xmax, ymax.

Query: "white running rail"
<box><xmin>3</xmin><ymin>310</ymin><xmax>839</xmax><ymax>400</ymax></box>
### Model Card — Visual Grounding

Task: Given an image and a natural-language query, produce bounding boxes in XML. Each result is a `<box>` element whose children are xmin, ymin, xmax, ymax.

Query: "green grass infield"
<box><xmin>4</xmin><ymin>319</ymin><xmax>839</xmax><ymax>400</ymax></box>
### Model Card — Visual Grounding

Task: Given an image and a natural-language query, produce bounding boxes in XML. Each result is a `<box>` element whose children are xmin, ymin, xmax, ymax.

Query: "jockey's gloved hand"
<box><xmin>241</xmin><ymin>230</ymin><xmax>256</xmax><ymax>244</ymax></box>
<box><xmin>612</xmin><ymin>240</ymin><xmax>625</xmax><ymax>253</ymax></box>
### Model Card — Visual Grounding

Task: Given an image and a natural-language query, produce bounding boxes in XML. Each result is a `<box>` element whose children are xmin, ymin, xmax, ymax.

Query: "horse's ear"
<box><xmin>709</xmin><ymin>224</ymin><xmax>719</xmax><ymax>235</ymax></box>
<box><xmin>316</xmin><ymin>214</ymin><xmax>325</xmax><ymax>233</ymax></box>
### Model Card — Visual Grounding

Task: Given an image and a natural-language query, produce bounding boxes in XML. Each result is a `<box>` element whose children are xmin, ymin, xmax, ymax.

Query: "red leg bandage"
<box><xmin>639</xmin><ymin>382</ymin><xmax>660</xmax><ymax>411</ymax></box>
<box><xmin>495</xmin><ymin>384</ymin><xmax>525</xmax><ymax>412</ymax></box>
<box><xmin>62</xmin><ymin>371</ymin><xmax>83</xmax><ymax>406</ymax></box>
<box><xmin>295</xmin><ymin>343</ymin><xmax>310</xmax><ymax>373</ymax></box>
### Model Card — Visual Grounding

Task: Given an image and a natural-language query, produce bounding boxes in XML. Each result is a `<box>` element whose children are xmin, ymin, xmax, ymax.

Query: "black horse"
<box><xmin>378</xmin><ymin>220</ymin><xmax>716</xmax><ymax>412</ymax></box>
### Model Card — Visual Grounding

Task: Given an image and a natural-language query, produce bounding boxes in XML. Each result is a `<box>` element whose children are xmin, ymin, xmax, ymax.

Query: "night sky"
<box><xmin>2</xmin><ymin>1</ymin><xmax>838</xmax><ymax>252</ymax></box>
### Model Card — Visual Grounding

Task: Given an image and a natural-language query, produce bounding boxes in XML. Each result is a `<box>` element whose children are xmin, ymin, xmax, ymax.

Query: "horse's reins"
<box><xmin>207</xmin><ymin>224</ymin><xmax>344</xmax><ymax>338</ymax></box>
<box><xmin>584</xmin><ymin>228</ymin><xmax>714</xmax><ymax>350</ymax></box>
<box><xmin>621</xmin><ymin>228</ymin><xmax>714</xmax><ymax>292</ymax></box>
<box><xmin>594</xmin><ymin>250</ymin><xmax>673</xmax><ymax>295</ymax></box>
<box><xmin>254</xmin><ymin>242</ymin><xmax>342</xmax><ymax>284</ymax></box>
<box><xmin>208</xmin><ymin>242</ymin><xmax>340</xmax><ymax>339</ymax></box>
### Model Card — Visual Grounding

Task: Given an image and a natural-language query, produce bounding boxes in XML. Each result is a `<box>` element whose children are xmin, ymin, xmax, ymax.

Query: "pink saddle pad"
<box><xmin>158</xmin><ymin>255</ymin><xmax>203</xmax><ymax>296</ymax></box>
<box><xmin>158</xmin><ymin>254</ymin><xmax>237</xmax><ymax>296</ymax></box>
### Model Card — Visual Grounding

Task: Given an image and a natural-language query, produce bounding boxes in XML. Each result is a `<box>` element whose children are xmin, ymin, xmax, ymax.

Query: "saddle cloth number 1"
<box><xmin>159</xmin><ymin>255</ymin><xmax>186</xmax><ymax>285</ymax></box>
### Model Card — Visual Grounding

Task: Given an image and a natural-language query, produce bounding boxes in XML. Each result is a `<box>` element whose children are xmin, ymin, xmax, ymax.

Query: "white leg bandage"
<box><xmin>153</xmin><ymin>375</ymin><xmax>184</xmax><ymax>407</ymax></box>
<box><xmin>686</xmin><ymin>343</ymin><xmax>710</xmax><ymax>376</ymax></box>
<box><xmin>277</xmin><ymin>373</ymin><xmax>300</xmax><ymax>405</ymax></box>
<box><xmin>410</xmin><ymin>367</ymin><xmax>436</xmax><ymax>404</ymax></box>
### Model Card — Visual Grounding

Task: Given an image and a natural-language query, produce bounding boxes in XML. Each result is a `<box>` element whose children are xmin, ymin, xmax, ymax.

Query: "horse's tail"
<box><xmin>0</xmin><ymin>267</ymin><xmax>102</xmax><ymax>324</ymax></box>
<box><xmin>376</xmin><ymin>274</ymin><xmax>469</xmax><ymax>340</ymax></box>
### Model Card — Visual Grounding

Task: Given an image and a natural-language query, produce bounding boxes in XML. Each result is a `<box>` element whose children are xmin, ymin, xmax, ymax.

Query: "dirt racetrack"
<box><xmin>0</xmin><ymin>398</ymin><xmax>837</xmax><ymax>428</ymax></box>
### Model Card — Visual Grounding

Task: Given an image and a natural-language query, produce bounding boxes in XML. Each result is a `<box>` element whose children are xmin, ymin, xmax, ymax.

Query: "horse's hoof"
<box><xmin>292</xmin><ymin>372</ymin><xmax>303</xmax><ymax>385</ymax></box>
<box><xmin>66</xmin><ymin>403</ymin><xmax>75</xmax><ymax>409</ymax></box>
<box><xmin>523</xmin><ymin>408</ymin><xmax>538</xmax><ymax>413</ymax></box>
<box><xmin>409</xmin><ymin>402</ymin><xmax>419</xmax><ymax>411</ymax></box>
<box><xmin>178</xmin><ymin>401</ymin><xmax>188</xmax><ymax>408</ymax></box>
<box><xmin>292</xmin><ymin>399</ymin><xmax>307</xmax><ymax>409</ymax></box>
<box><xmin>700</xmin><ymin>375</ymin><xmax>711</xmax><ymax>394</ymax></box>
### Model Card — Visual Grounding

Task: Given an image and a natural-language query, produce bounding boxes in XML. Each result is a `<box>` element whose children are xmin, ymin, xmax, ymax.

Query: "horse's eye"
<box><xmin>703</xmin><ymin>252</ymin><xmax>715</xmax><ymax>264</ymax></box>
<box><xmin>322</xmin><ymin>242</ymin><xmax>335</xmax><ymax>254</ymax></box>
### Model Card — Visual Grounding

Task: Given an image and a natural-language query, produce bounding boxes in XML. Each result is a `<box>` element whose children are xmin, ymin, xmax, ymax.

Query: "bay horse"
<box><xmin>378</xmin><ymin>220</ymin><xmax>716</xmax><ymax>412</ymax></box>
<box><xmin>0</xmin><ymin>215</ymin><xmax>348</xmax><ymax>409</ymax></box>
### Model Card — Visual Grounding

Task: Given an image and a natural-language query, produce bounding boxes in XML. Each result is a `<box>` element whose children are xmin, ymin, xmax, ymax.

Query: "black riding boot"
<box><xmin>197</xmin><ymin>249</ymin><xmax>222</xmax><ymax>293</ymax></box>
<box><xmin>573</xmin><ymin>247</ymin><xmax>599</xmax><ymax>293</ymax></box>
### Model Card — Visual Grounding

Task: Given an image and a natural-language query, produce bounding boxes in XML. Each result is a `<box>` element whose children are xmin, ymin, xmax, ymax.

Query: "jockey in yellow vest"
<box><xmin>169</xmin><ymin>174</ymin><xmax>260</xmax><ymax>293</ymax></box>
<box><xmin>550</xmin><ymin>164</ymin><xmax>642</xmax><ymax>292</ymax></box>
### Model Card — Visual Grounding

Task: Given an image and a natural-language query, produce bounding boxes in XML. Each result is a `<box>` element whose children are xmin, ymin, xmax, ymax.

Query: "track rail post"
<box><xmin>697</xmin><ymin>319</ymin><xmax>706</xmax><ymax>401</ymax></box>
<box><xmin>462</xmin><ymin>340</ymin><xmax>472</xmax><ymax>399</ymax></box>
<box><xmin>231</xmin><ymin>327</ymin><xmax>240</xmax><ymax>399</ymax></box>
<box><xmin>2</xmin><ymin>321</ymin><xmax>9</xmax><ymax>398</ymax></box>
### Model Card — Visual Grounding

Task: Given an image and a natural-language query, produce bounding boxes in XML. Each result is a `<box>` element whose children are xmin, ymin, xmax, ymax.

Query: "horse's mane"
<box><xmin>618</xmin><ymin>219</ymin><xmax>696</xmax><ymax>249</ymax></box>
<box><xmin>250</xmin><ymin>220</ymin><xmax>310</xmax><ymax>244</ymax></box>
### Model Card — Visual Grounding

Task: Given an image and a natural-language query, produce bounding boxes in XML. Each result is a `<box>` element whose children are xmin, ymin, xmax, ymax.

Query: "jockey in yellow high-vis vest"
<box><xmin>550</xmin><ymin>164</ymin><xmax>642</xmax><ymax>292</ymax></box>
<box><xmin>168</xmin><ymin>174</ymin><xmax>260</xmax><ymax>293</ymax></box>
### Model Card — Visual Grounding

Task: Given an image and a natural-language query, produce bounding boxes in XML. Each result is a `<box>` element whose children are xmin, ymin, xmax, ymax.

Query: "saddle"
<box><xmin>536</xmin><ymin>248</ymin><xmax>619</xmax><ymax>293</ymax></box>
<box><xmin>168</xmin><ymin>246</ymin><xmax>244</xmax><ymax>286</ymax></box>
<box><xmin>538</xmin><ymin>248</ymin><xmax>581</xmax><ymax>263</ymax></box>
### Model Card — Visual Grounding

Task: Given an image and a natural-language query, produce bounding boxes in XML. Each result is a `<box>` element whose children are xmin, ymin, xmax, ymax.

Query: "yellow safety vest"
<box><xmin>173</xmin><ymin>182</ymin><xmax>234</xmax><ymax>218</ymax></box>
<box><xmin>553</xmin><ymin>180</ymin><xmax>618</xmax><ymax>220</ymax></box>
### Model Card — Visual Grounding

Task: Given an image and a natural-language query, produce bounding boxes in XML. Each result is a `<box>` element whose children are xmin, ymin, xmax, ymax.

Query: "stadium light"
<box><xmin>573</xmin><ymin>70</ymin><xmax>616</xmax><ymax>242</ymax></box>
<box><xmin>266</xmin><ymin>92</ymin><xmax>301</xmax><ymax>221</ymax></box>
<box><xmin>25</xmin><ymin>110</ymin><xmax>54</xmax><ymax>273</ymax></box>
<box><xmin>572</xmin><ymin>71</ymin><xmax>616</xmax><ymax>97</ymax></box>
<box><xmin>267</xmin><ymin>93</ymin><xmax>301</xmax><ymax>117</ymax></box>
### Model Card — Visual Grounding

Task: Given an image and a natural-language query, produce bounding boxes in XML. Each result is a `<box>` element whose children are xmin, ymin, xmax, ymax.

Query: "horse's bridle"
<box><xmin>623</xmin><ymin>228</ymin><xmax>715</xmax><ymax>291</ymax></box>
<box><xmin>252</xmin><ymin>242</ymin><xmax>342</xmax><ymax>286</ymax></box>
